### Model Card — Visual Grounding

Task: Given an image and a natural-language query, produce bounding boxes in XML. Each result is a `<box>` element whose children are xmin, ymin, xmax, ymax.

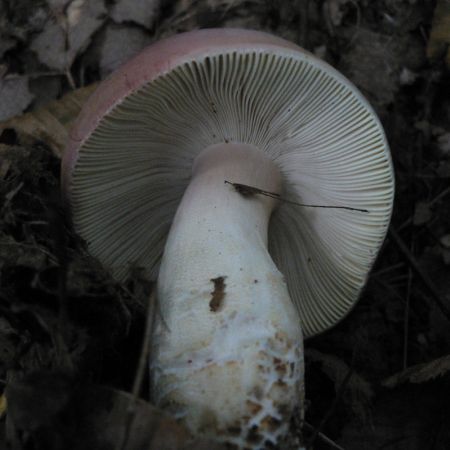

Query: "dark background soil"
<box><xmin>1</xmin><ymin>1</ymin><xmax>450</xmax><ymax>449</ymax></box>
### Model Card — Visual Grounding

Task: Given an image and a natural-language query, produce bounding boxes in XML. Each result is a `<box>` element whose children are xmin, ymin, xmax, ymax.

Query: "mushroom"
<box><xmin>62</xmin><ymin>29</ymin><xmax>394</xmax><ymax>449</ymax></box>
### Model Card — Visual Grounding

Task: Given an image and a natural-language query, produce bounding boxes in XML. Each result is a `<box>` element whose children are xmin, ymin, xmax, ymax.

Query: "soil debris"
<box><xmin>1</xmin><ymin>0</ymin><xmax>450</xmax><ymax>449</ymax></box>
<box><xmin>210</xmin><ymin>276</ymin><xmax>227</xmax><ymax>312</ymax></box>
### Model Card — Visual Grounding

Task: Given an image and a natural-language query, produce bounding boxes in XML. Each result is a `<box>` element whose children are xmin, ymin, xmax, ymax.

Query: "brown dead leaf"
<box><xmin>0</xmin><ymin>394</ymin><xmax>6</xmax><ymax>419</ymax></box>
<box><xmin>82</xmin><ymin>387</ymin><xmax>226</xmax><ymax>450</ymax></box>
<box><xmin>427</xmin><ymin>0</ymin><xmax>450</xmax><ymax>66</ymax></box>
<box><xmin>5</xmin><ymin>378</ymin><xmax>226</xmax><ymax>450</ymax></box>
<box><xmin>0</xmin><ymin>83</ymin><xmax>97</xmax><ymax>157</ymax></box>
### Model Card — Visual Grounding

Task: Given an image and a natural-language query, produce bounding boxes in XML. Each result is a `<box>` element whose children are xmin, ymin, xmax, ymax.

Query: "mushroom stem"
<box><xmin>151</xmin><ymin>143</ymin><xmax>304</xmax><ymax>448</ymax></box>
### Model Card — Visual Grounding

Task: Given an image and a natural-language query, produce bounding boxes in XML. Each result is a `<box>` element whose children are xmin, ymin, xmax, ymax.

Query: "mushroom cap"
<box><xmin>62</xmin><ymin>28</ymin><xmax>394</xmax><ymax>338</ymax></box>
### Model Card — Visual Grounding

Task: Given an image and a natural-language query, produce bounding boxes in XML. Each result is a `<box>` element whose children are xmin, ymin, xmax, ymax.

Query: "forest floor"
<box><xmin>1</xmin><ymin>1</ymin><xmax>450</xmax><ymax>449</ymax></box>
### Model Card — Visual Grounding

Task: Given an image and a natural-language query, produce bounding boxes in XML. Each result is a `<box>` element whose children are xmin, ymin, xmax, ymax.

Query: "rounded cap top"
<box><xmin>62</xmin><ymin>28</ymin><xmax>394</xmax><ymax>337</ymax></box>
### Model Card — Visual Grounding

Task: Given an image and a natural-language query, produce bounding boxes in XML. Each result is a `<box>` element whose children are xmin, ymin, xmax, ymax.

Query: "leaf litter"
<box><xmin>1</xmin><ymin>0</ymin><xmax>450</xmax><ymax>449</ymax></box>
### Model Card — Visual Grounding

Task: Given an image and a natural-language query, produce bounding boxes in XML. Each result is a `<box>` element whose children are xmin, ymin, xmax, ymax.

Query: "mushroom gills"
<box><xmin>151</xmin><ymin>143</ymin><xmax>304</xmax><ymax>449</ymax></box>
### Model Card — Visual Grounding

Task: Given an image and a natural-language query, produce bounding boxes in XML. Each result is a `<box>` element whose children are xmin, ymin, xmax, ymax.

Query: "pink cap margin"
<box><xmin>61</xmin><ymin>28</ymin><xmax>303</xmax><ymax>198</ymax></box>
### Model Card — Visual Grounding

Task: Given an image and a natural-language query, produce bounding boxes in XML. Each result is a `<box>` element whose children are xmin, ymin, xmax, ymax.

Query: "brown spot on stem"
<box><xmin>246</xmin><ymin>400</ymin><xmax>262</xmax><ymax>415</ymax></box>
<box><xmin>209</xmin><ymin>276</ymin><xmax>226</xmax><ymax>312</ymax></box>
<box><xmin>261</xmin><ymin>415</ymin><xmax>282</xmax><ymax>432</ymax></box>
<box><xmin>274</xmin><ymin>358</ymin><xmax>288</xmax><ymax>375</ymax></box>
<box><xmin>275</xmin><ymin>379</ymin><xmax>288</xmax><ymax>388</ymax></box>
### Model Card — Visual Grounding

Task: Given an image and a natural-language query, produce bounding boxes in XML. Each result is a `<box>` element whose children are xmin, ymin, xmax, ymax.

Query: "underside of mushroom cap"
<box><xmin>62</xmin><ymin>28</ymin><xmax>394</xmax><ymax>337</ymax></box>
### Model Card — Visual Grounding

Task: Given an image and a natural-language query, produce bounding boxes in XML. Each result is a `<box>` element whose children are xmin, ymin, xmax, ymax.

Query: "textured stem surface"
<box><xmin>151</xmin><ymin>143</ymin><xmax>304</xmax><ymax>449</ymax></box>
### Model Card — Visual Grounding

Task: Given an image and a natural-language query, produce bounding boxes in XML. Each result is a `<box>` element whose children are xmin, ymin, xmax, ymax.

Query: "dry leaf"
<box><xmin>80</xmin><ymin>387</ymin><xmax>227</xmax><ymax>450</ymax></box>
<box><xmin>0</xmin><ymin>84</ymin><xmax>97</xmax><ymax>157</ymax></box>
<box><xmin>0</xmin><ymin>395</ymin><xmax>6</xmax><ymax>419</ymax></box>
<box><xmin>99</xmin><ymin>25</ymin><xmax>152</xmax><ymax>77</ymax></box>
<box><xmin>29</xmin><ymin>76</ymin><xmax>62</xmax><ymax>109</ymax></box>
<box><xmin>383</xmin><ymin>354</ymin><xmax>450</xmax><ymax>388</ymax></box>
<box><xmin>339</xmin><ymin>27</ymin><xmax>425</xmax><ymax>107</ymax></box>
<box><xmin>427</xmin><ymin>0</ymin><xmax>450</xmax><ymax>66</ymax></box>
<box><xmin>31</xmin><ymin>0</ymin><xmax>106</xmax><ymax>72</ymax></box>
<box><xmin>0</xmin><ymin>76</ymin><xmax>34</xmax><ymax>121</ymax></box>
<box><xmin>0</xmin><ymin>37</ymin><xmax>16</xmax><ymax>60</ymax></box>
<box><xmin>111</xmin><ymin>0</ymin><xmax>161</xmax><ymax>28</ymax></box>
<box><xmin>399</xmin><ymin>67</ymin><xmax>417</xmax><ymax>85</ymax></box>
<box><xmin>306</xmin><ymin>349</ymin><xmax>373</xmax><ymax>420</ymax></box>
<box><xmin>5</xmin><ymin>378</ymin><xmax>226</xmax><ymax>450</ymax></box>
<box><xmin>324</xmin><ymin>0</ymin><xmax>351</xmax><ymax>27</ymax></box>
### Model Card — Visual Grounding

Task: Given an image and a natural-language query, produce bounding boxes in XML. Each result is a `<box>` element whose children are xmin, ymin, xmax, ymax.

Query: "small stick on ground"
<box><xmin>303</xmin><ymin>422</ymin><xmax>345</xmax><ymax>450</ymax></box>
<box><xmin>118</xmin><ymin>290</ymin><xmax>156</xmax><ymax>450</ymax></box>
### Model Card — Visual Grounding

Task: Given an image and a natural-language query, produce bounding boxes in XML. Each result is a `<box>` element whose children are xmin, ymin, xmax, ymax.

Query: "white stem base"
<box><xmin>151</xmin><ymin>143</ymin><xmax>304</xmax><ymax>449</ymax></box>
